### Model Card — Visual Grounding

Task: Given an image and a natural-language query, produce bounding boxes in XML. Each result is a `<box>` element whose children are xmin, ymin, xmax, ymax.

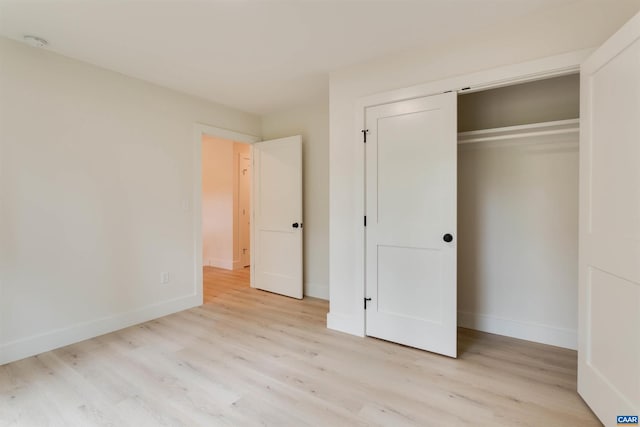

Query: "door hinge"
<box><xmin>364</xmin><ymin>297</ymin><xmax>372</xmax><ymax>310</ymax></box>
<box><xmin>361</xmin><ymin>129</ymin><xmax>368</xmax><ymax>143</ymax></box>
<box><xmin>364</xmin><ymin>216</ymin><xmax>367</xmax><ymax>227</ymax></box>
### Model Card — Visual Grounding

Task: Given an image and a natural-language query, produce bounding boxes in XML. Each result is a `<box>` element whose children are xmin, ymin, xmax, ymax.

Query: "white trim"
<box><xmin>249</xmin><ymin>144</ymin><xmax>255</xmax><ymax>289</ymax></box>
<box><xmin>357</xmin><ymin>49</ymin><xmax>590</xmax><ymax>108</ymax></box>
<box><xmin>205</xmin><ymin>258</ymin><xmax>234</xmax><ymax>270</ymax></box>
<box><xmin>327</xmin><ymin>312</ymin><xmax>365</xmax><ymax>337</ymax></box>
<box><xmin>304</xmin><ymin>282</ymin><xmax>329</xmax><ymax>300</ymax></box>
<box><xmin>194</xmin><ymin>123</ymin><xmax>261</xmax><ymax>145</ymax></box>
<box><xmin>340</xmin><ymin>49</ymin><xmax>590</xmax><ymax>340</ymax></box>
<box><xmin>459</xmin><ymin>66</ymin><xmax>582</xmax><ymax>95</ymax></box>
<box><xmin>0</xmin><ymin>294</ymin><xmax>199</xmax><ymax>365</ymax></box>
<box><xmin>458</xmin><ymin>119</ymin><xmax>579</xmax><ymax>144</ymax></box>
<box><xmin>194</xmin><ymin>124</ymin><xmax>260</xmax><ymax>294</ymax></box>
<box><xmin>193</xmin><ymin>125</ymin><xmax>204</xmax><ymax>306</ymax></box>
<box><xmin>582</xmin><ymin>9</ymin><xmax>640</xmax><ymax>75</ymax></box>
<box><xmin>458</xmin><ymin>311</ymin><xmax>577</xmax><ymax>350</ymax></box>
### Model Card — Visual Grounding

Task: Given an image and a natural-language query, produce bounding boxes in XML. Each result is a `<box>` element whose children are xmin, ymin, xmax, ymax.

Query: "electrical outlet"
<box><xmin>160</xmin><ymin>272</ymin><xmax>169</xmax><ymax>284</ymax></box>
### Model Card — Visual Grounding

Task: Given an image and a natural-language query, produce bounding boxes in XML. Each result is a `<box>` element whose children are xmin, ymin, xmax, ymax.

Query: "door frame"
<box><xmin>237</xmin><ymin>152</ymin><xmax>252</xmax><ymax>268</ymax></box>
<box><xmin>193</xmin><ymin>123</ymin><xmax>260</xmax><ymax>300</ymax></box>
<box><xmin>352</xmin><ymin>49</ymin><xmax>591</xmax><ymax>337</ymax></box>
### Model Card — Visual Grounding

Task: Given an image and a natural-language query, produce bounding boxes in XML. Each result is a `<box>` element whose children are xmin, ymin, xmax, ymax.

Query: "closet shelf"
<box><xmin>458</xmin><ymin>118</ymin><xmax>579</xmax><ymax>144</ymax></box>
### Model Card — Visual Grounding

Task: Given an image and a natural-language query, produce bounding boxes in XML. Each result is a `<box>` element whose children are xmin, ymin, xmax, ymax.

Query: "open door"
<box><xmin>578</xmin><ymin>11</ymin><xmax>640</xmax><ymax>426</ymax></box>
<box><xmin>252</xmin><ymin>136</ymin><xmax>303</xmax><ymax>299</ymax></box>
<box><xmin>365</xmin><ymin>92</ymin><xmax>457</xmax><ymax>357</ymax></box>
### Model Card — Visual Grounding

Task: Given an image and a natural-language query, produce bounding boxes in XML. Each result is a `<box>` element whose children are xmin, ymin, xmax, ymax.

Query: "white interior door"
<box><xmin>365</xmin><ymin>92</ymin><xmax>457</xmax><ymax>357</ymax></box>
<box><xmin>239</xmin><ymin>154</ymin><xmax>251</xmax><ymax>267</ymax></box>
<box><xmin>252</xmin><ymin>136</ymin><xmax>303</xmax><ymax>299</ymax></box>
<box><xmin>578</xmin><ymin>11</ymin><xmax>640</xmax><ymax>425</ymax></box>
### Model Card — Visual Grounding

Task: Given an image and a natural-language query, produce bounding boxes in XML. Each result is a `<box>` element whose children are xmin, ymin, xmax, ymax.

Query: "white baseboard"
<box><xmin>206</xmin><ymin>258</ymin><xmax>233</xmax><ymax>270</ymax></box>
<box><xmin>457</xmin><ymin>311</ymin><xmax>577</xmax><ymax>350</ymax></box>
<box><xmin>304</xmin><ymin>282</ymin><xmax>329</xmax><ymax>300</ymax></box>
<box><xmin>327</xmin><ymin>312</ymin><xmax>365</xmax><ymax>337</ymax></box>
<box><xmin>0</xmin><ymin>294</ymin><xmax>201</xmax><ymax>365</ymax></box>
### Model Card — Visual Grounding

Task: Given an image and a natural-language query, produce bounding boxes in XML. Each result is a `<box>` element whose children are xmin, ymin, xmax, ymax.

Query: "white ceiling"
<box><xmin>0</xmin><ymin>0</ymin><xmax>575</xmax><ymax>115</ymax></box>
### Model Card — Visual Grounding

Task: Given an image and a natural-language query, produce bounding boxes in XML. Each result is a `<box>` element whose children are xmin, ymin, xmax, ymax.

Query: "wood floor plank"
<box><xmin>0</xmin><ymin>266</ymin><xmax>600</xmax><ymax>426</ymax></box>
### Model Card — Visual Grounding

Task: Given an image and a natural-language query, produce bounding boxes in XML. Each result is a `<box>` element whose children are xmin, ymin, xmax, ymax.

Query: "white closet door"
<box><xmin>578</xmin><ymin>11</ymin><xmax>640</xmax><ymax>425</ymax></box>
<box><xmin>365</xmin><ymin>92</ymin><xmax>457</xmax><ymax>357</ymax></box>
<box><xmin>252</xmin><ymin>136</ymin><xmax>303</xmax><ymax>299</ymax></box>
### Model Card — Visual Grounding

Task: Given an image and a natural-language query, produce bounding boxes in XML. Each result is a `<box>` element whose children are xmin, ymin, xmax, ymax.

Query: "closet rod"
<box><xmin>458</xmin><ymin>118</ymin><xmax>579</xmax><ymax>144</ymax></box>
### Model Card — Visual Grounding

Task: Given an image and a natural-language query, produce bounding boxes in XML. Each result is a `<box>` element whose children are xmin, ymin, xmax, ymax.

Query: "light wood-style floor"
<box><xmin>203</xmin><ymin>266</ymin><xmax>250</xmax><ymax>303</ymax></box>
<box><xmin>0</xmin><ymin>267</ymin><xmax>599</xmax><ymax>426</ymax></box>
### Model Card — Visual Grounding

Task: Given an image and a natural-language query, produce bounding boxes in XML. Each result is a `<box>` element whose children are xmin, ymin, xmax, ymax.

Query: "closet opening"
<box><xmin>456</xmin><ymin>73</ymin><xmax>580</xmax><ymax>350</ymax></box>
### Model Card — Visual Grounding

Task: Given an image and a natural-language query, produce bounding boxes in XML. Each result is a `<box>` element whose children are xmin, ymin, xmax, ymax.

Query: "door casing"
<box><xmin>238</xmin><ymin>153</ymin><xmax>251</xmax><ymax>268</ymax></box>
<box><xmin>193</xmin><ymin>124</ymin><xmax>260</xmax><ymax>300</ymax></box>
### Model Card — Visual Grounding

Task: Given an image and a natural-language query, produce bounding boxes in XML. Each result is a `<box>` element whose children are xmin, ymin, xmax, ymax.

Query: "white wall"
<box><xmin>458</xmin><ymin>74</ymin><xmax>579</xmax><ymax>132</ymax></box>
<box><xmin>201</xmin><ymin>135</ymin><xmax>234</xmax><ymax>269</ymax></box>
<box><xmin>0</xmin><ymin>37</ymin><xmax>261</xmax><ymax>365</ymax></box>
<box><xmin>458</xmin><ymin>135</ymin><xmax>579</xmax><ymax>349</ymax></box>
<box><xmin>262</xmin><ymin>98</ymin><xmax>329</xmax><ymax>299</ymax></box>
<box><xmin>328</xmin><ymin>2</ymin><xmax>640</xmax><ymax>336</ymax></box>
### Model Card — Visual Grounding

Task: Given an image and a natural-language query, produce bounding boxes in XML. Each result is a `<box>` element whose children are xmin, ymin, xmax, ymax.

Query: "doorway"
<box><xmin>201</xmin><ymin>134</ymin><xmax>253</xmax><ymax>303</ymax></box>
<box><xmin>194</xmin><ymin>124</ymin><xmax>304</xmax><ymax>303</ymax></box>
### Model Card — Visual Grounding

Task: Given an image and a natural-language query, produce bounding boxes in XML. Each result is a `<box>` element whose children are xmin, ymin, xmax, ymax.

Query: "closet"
<box><xmin>456</xmin><ymin>74</ymin><xmax>580</xmax><ymax>350</ymax></box>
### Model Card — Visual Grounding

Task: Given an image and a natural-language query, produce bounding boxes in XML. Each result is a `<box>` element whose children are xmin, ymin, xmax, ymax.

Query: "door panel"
<box><xmin>377</xmin><ymin>245</ymin><xmax>443</xmax><ymax>322</ymax></box>
<box><xmin>579</xmin><ymin>11</ymin><xmax>640</xmax><ymax>425</ymax></box>
<box><xmin>365</xmin><ymin>92</ymin><xmax>457</xmax><ymax>357</ymax></box>
<box><xmin>252</xmin><ymin>136</ymin><xmax>303</xmax><ymax>299</ymax></box>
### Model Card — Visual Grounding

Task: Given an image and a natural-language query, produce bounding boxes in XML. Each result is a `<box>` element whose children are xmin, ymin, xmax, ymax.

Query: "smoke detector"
<box><xmin>23</xmin><ymin>35</ymin><xmax>48</xmax><ymax>48</ymax></box>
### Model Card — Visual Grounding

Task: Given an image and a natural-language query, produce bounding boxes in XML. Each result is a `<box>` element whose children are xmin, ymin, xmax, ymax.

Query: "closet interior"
<box><xmin>456</xmin><ymin>74</ymin><xmax>580</xmax><ymax>349</ymax></box>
